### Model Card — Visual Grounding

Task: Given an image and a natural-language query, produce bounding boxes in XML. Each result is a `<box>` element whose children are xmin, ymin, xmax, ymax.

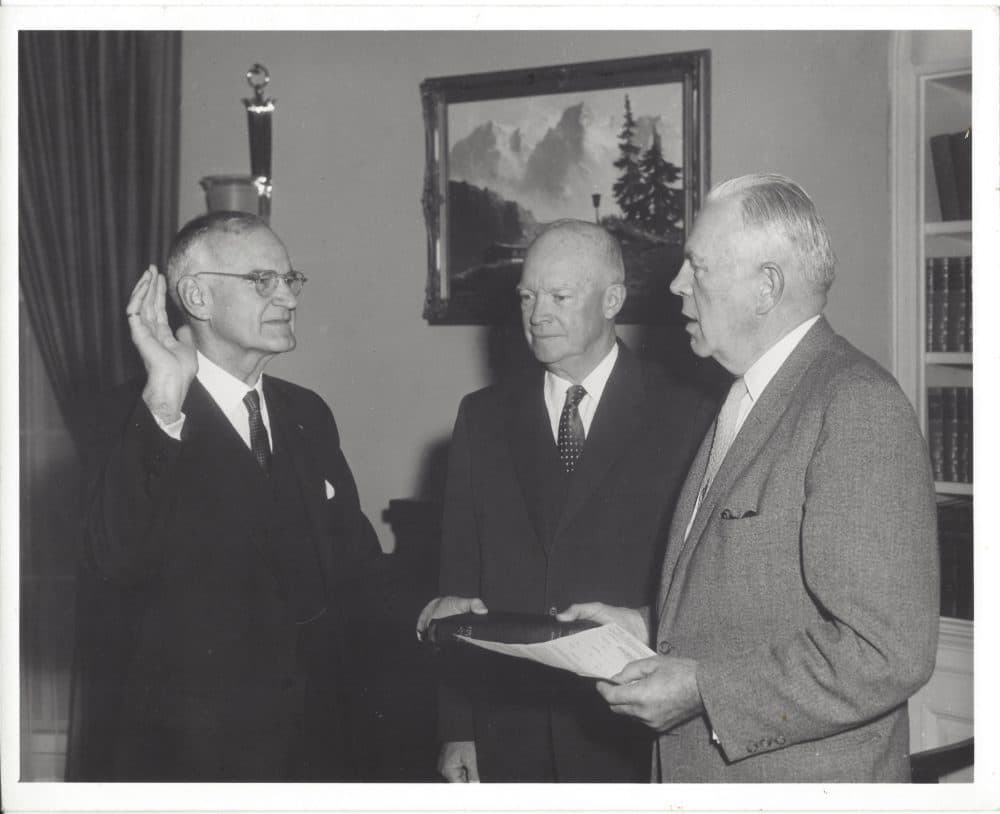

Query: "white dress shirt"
<box><xmin>735</xmin><ymin>315</ymin><xmax>821</xmax><ymax>439</ymax></box>
<box><xmin>155</xmin><ymin>351</ymin><xmax>272</xmax><ymax>450</ymax></box>
<box><xmin>543</xmin><ymin>342</ymin><xmax>619</xmax><ymax>443</ymax></box>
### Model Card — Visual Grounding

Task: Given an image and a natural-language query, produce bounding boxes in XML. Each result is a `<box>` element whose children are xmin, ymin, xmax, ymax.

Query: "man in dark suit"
<box><xmin>82</xmin><ymin>211</ymin><xmax>380</xmax><ymax>780</ymax></box>
<box><xmin>560</xmin><ymin>174</ymin><xmax>939</xmax><ymax>782</ymax></box>
<box><xmin>416</xmin><ymin>220</ymin><xmax>712</xmax><ymax>782</ymax></box>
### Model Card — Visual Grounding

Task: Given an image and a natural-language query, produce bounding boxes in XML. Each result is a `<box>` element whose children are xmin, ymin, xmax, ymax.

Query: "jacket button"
<box><xmin>720</xmin><ymin>509</ymin><xmax>732</xmax><ymax>519</ymax></box>
<box><xmin>775</xmin><ymin>735</ymin><xmax>786</xmax><ymax>745</ymax></box>
<box><xmin>658</xmin><ymin>640</ymin><xmax>673</xmax><ymax>655</ymax></box>
<box><xmin>548</xmin><ymin>606</ymin><xmax>558</xmax><ymax>616</ymax></box>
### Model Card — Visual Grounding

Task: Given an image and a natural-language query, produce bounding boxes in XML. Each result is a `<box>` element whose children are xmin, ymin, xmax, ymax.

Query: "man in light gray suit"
<box><xmin>560</xmin><ymin>173</ymin><xmax>939</xmax><ymax>782</ymax></box>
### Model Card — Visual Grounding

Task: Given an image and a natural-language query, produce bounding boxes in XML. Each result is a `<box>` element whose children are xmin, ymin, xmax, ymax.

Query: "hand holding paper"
<box><xmin>453</xmin><ymin>621</ymin><xmax>655</xmax><ymax>681</ymax></box>
<box><xmin>597</xmin><ymin>654</ymin><xmax>704</xmax><ymax>732</ymax></box>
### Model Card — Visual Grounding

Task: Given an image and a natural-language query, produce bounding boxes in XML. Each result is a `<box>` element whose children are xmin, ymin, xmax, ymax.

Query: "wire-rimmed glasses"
<box><xmin>192</xmin><ymin>269</ymin><xmax>307</xmax><ymax>297</ymax></box>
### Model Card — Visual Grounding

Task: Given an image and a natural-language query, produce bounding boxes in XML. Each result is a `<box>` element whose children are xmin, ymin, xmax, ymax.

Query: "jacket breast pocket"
<box><xmin>716</xmin><ymin>506</ymin><xmax>801</xmax><ymax>548</ymax></box>
<box><xmin>711</xmin><ymin>507</ymin><xmax>804</xmax><ymax>606</ymax></box>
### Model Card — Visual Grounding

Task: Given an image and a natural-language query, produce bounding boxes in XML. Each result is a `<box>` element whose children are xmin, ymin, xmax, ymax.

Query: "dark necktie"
<box><xmin>243</xmin><ymin>390</ymin><xmax>272</xmax><ymax>472</ymax></box>
<box><xmin>557</xmin><ymin>384</ymin><xmax>587</xmax><ymax>473</ymax></box>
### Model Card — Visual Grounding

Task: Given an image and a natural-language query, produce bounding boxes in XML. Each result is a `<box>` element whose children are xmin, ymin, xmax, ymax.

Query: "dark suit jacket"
<box><xmin>438</xmin><ymin>343</ymin><xmax>713</xmax><ymax>782</ymax></box>
<box><xmin>654</xmin><ymin>318</ymin><xmax>939</xmax><ymax>782</ymax></box>
<box><xmin>79</xmin><ymin>374</ymin><xmax>380</xmax><ymax>780</ymax></box>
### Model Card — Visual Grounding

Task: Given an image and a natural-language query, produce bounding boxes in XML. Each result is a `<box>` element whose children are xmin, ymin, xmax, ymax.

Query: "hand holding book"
<box><xmin>425</xmin><ymin>607</ymin><xmax>654</xmax><ymax>681</ymax></box>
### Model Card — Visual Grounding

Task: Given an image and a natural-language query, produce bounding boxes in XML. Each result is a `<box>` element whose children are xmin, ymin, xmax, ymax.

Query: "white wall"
<box><xmin>179</xmin><ymin>31</ymin><xmax>893</xmax><ymax>549</ymax></box>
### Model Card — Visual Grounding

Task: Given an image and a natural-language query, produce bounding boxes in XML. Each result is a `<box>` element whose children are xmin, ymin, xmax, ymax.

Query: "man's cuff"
<box><xmin>696</xmin><ymin>668</ymin><xmax>720</xmax><ymax>744</ymax></box>
<box><xmin>153</xmin><ymin>411</ymin><xmax>186</xmax><ymax>440</ymax></box>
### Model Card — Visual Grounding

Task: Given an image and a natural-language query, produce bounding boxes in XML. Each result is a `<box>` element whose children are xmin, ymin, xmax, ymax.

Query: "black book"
<box><xmin>925</xmin><ymin>257</ymin><xmax>935</xmax><ymax>351</ymax></box>
<box><xmin>947</xmin><ymin>258</ymin><xmax>968</xmax><ymax>352</ymax></box>
<box><xmin>927</xmin><ymin>387</ymin><xmax>944</xmax><ymax>482</ymax></box>
<box><xmin>927</xmin><ymin>257</ymin><xmax>949</xmax><ymax>353</ymax></box>
<box><xmin>930</xmin><ymin>132</ymin><xmax>962</xmax><ymax>221</ymax></box>
<box><xmin>942</xmin><ymin>387</ymin><xmax>959</xmax><ymax>484</ymax></box>
<box><xmin>426</xmin><ymin>612</ymin><xmax>600</xmax><ymax>645</ymax></box>
<box><xmin>951</xmin><ymin>129</ymin><xmax>972</xmax><ymax>221</ymax></box>
<box><xmin>937</xmin><ymin>498</ymin><xmax>973</xmax><ymax>620</ymax></box>
<box><xmin>956</xmin><ymin>387</ymin><xmax>972</xmax><ymax>484</ymax></box>
<box><xmin>963</xmin><ymin>256</ymin><xmax>972</xmax><ymax>352</ymax></box>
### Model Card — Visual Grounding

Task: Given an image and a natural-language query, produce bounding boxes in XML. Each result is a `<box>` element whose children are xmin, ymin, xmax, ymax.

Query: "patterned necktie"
<box><xmin>693</xmin><ymin>377</ymin><xmax>748</xmax><ymax>516</ymax></box>
<box><xmin>243</xmin><ymin>390</ymin><xmax>272</xmax><ymax>472</ymax></box>
<box><xmin>557</xmin><ymin>384</ymin><xmax>587</xmax><ymax>474</ymax></box>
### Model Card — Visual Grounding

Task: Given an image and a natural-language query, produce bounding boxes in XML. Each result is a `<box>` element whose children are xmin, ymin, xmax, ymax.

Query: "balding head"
<box><xmin>517</xmin><ymin>220</ymin><xmax>627</xmax><ymax>383</ymax></box>
<box><xmin>525</xmin><ymin>219</ymin><xmax>626</xmax><ymax>289</ymax></box>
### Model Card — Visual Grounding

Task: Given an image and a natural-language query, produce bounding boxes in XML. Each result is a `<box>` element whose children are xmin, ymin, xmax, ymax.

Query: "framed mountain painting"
<box><xmin>420</xmin><ymin>50</ymin><xmax>710</xmax><ymax>324</ymax></box>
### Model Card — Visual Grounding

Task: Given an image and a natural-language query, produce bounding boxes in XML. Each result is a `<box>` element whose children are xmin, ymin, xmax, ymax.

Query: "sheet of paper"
<box><xmin>455</xmin><ymin>622</ymin><xmax>655</xmax><ymax>681</ymax></box>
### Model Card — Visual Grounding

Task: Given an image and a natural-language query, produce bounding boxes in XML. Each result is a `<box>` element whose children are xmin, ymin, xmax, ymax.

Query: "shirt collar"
<box><xmin>196</xmin><ymin>351</ymin><xmax>264</xmax><ymax>415</ymax></box>
<box><xmin>743</xmin><ymin>315</ymin><xmax>820</xmax><ymax>404</ymax></box>
<box><xmin>544</xmin><ymin>341</ymin><xmax>619</xmax><ymax>406</ymax></box>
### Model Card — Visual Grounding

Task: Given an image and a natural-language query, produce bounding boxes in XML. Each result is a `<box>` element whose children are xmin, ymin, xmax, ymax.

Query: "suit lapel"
<box><xmin>262</xmin><ymin>377</ymin><xmax>334</xmax><ymax>581</ymax></box>
<box><xmin>657</xmin><ymin>318</ymin><xmax>835</xmax><ymax>629</ymax></box>
<box><xmin>180</xmin><ymin>377</ymin><xmax>251</xmax><ymax>461</ymax></box>
<box><xmin>504</xmin><ymin>369</ymin><xmax>551</xmax><ymax>549</ymax></box>
<box><xmin>555</xmin><ymin>345</ymin><xmax>644</xmax><ymax>538</ymax></box>
<box><xmin>656</xmin><ymin>423</ymin><xmax>714</xmax><ymax>616</ymax></box>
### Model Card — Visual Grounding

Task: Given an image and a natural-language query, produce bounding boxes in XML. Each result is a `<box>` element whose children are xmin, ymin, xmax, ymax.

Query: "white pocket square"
<box><xmin>324</xmin><ymin>480</ymin><xmax>336</xmax><ymax>499</ymax></box>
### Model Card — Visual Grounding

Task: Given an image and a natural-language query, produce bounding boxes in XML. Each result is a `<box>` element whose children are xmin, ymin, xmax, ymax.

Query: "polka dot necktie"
<box><xmin>243</xmin><ymin>390</ymin><xmax>272</xmax><ymax>473</ymax></box>
<box><xmin>557</xmin><ymin>385</ymin><xmax>587</xmax><ymax>474</ymax></box>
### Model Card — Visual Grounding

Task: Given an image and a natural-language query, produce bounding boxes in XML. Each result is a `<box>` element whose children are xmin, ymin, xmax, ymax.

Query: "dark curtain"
<box><xmin>19</xmin><ymin>30</ymin><xmax>180</xmax><ymax>447</ymax></box>
<box><xmin>18</xmin><ymin>30</ymin><xmax>181</xmax><ymax>780</ymax></box>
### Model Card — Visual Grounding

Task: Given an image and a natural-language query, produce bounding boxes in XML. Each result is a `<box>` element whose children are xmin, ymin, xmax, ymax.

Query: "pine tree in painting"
<box><xmin>612</xmin><ymin>95</ymin><xmax>646</xmax><ymax>224</ymax></box>
<box><xmin>638</xmin><ymin>130</ymin><xmax>682</xmax><ymax>235</ymax></box>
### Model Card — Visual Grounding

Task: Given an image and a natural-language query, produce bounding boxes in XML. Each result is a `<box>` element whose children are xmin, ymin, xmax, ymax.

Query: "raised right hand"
<box><xmin>415</xmin><ymin>595</ymin><xmax>488</xmax><ymax>640</ymax></box>
<box><xmin>438</xmin><ymin>740</ymin><xmax>480</xmax><ymax>782</ymax></box>
<box><xmin>127</xmin><ymin>266</ymin><xmax>197</xmax><ymax>424</ymax></box>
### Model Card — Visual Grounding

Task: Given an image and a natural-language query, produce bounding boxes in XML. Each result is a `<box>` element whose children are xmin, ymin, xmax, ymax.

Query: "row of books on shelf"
<box><xmin>937</xmin><ymin>496</ymin><xmax>972</xmax><ymax>620</ymax></box>
<box><xmin>925</xmin><ymin>256</ymin><xmax>971</xmax><ymax>352</ymax></box>
<box><xmin>927</xmin><ymin>387</ymin><xmax>972</xmax><ymax>484</ymax></box>
<box><xmin>929</xmin><ymin>129</ymin><xmax>972</xmax><ymax>221</ymax></box>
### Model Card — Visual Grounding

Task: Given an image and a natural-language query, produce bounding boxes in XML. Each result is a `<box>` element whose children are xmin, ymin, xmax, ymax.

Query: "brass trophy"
<box><xmin>200</xmin><ymin>63</ymin><xmax>275</xmax><ymax>220</ymax></box>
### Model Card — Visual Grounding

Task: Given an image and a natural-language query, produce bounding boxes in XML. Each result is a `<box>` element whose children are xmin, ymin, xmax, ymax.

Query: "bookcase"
<box><xmin>890</xmin><ymin>32</ymin><xmax>972</xmax><ymax>772</ymax></box>
<box><xmin>921</xmin><ymin>70</ymin><xmax>973</xmax><ymax>627</ymax></box>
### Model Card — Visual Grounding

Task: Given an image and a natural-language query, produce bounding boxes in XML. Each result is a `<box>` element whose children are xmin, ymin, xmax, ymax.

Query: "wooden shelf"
<box><xmin>924</xmin><ymin>220</ymin><xmax>972</xmax><ymax>237</ymax></box>
<box><xmin>925</xmin><ymin>352</ymin><xmax>972</xmax><ymax>366</ymax></box>
<box><xmin>935</xmin><ymin>482</ymin><xmax>973</xmax><ymax>497</ymax></box>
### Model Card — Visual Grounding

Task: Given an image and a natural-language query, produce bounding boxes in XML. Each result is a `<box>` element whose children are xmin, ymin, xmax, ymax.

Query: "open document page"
<box><xmin>455</xmin><ymin>623</ymin><xmax>655</xmax><ymax>681</ymax></box>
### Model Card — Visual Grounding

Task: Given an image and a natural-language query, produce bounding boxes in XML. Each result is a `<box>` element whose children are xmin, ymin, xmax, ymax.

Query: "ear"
<box><xmin>603</xmin><ymin>283</ymin><xmax>627</xmax><ymax>319</ymax></box>
<box><xmin>756</xmin><ymin>263</ymin><xmax>784</xmax><ymax>315</ymax></box>
<box><xmin>176</xmin><ymin>276</ymin><xmax>211</xmax><ymax>321</ymax></box>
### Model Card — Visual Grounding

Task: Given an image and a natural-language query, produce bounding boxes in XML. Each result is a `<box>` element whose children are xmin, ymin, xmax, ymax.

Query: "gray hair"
<box><xmin>529</xmin><ymin>219</ymin><xmax>625</xmax><ymax>285</ymax></box>
<box><xmin>707</xmin><ymin>174</ymin><xmax>836</xmax><ymax>292</ymax></box>
<box><xmin>165</xmin><ymin>210</ymin><xmax>274</xmax><ymax>304</ymax></box>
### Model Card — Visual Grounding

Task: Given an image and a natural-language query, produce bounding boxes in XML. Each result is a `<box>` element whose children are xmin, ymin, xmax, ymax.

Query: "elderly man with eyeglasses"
<box><xmin>81</xmin><ymin>211</ymin><xmax>380</xmax><ymax>781</ymax></box>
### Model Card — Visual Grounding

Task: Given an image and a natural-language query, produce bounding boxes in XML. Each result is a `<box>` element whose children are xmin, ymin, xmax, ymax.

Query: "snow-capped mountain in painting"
<box><xmin>449</xmin><ymin>100</ymin><xmax>680</xmax><ymax>224</ymax></box>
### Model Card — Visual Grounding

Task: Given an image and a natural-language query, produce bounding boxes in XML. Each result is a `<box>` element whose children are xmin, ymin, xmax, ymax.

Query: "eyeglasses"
<box><xmin>193</xmin><ymin>269</ymin><xmax>308</xmax><ymax>297</ymax></box>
